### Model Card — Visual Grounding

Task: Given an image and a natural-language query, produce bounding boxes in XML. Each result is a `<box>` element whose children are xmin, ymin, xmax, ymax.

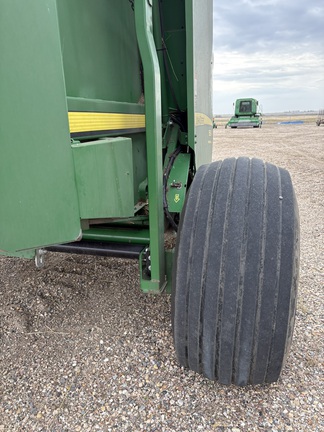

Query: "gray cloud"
<box><xmin>214</xmin><ymin>1</ymin><xmax>324</xmax><ymax>53</ymax></box>
<box><xmin>213</xmin><ymin>0</ymin><xmax>324</xmax><ymax>113</ymax></box>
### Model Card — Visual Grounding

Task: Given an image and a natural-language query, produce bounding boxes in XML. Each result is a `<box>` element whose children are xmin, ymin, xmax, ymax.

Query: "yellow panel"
<box><xmin>68</xmin><ymin>112</ymin><xmax>145</xmax><ymax>134</ymax></box>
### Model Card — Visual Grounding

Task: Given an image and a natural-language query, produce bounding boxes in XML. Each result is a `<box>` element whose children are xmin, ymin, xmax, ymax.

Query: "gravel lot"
<box><xmin>0</xmin><ymin>122</ymin><xmax>323</xmax><ymax>431</ymax></box>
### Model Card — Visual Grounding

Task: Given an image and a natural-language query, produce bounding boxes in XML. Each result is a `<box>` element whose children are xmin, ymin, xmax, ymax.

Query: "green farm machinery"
<box><xmin>0</xmin><ymin>0</ymin><xmax>299</xmax><ymax>386</ymax></box>
<box><xmin>226</xmin><ymin>98</ymin><xmax>263</xmax><ymax>128</ymax></box>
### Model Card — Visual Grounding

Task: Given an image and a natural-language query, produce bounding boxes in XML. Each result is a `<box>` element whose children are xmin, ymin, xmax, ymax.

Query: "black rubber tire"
<box><xmin>172</xmin><ymin>157</ymin><xmax>299</xmax><ymax>386</ymax></box>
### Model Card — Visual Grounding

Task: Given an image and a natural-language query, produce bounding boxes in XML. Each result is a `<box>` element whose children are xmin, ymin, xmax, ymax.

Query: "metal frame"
<box><xmin>135</xmin><ymin>0</ymin><xmax>166</xmax><ymax>293</ymax></box>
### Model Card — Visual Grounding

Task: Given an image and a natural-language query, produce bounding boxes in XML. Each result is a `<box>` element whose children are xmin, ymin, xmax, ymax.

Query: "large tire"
<box><xmin>172</xmin><ymin>157</ymin><xmax>299</xmax><ymax>386</ymax></box>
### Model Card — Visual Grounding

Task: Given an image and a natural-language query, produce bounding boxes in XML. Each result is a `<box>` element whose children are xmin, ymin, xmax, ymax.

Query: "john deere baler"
<box><xmin>0</xmin><ymin>0</ymin><xmax>299</xmax><ymax>386</ymax></box>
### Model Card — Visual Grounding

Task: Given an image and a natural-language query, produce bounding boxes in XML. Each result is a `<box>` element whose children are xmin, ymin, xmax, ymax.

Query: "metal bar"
<box><xmin>82</xmin><ymin>228</ymin><xmax>150</xmax><ymax>244</ymax></box>
<box><xmin>46</xmin><ymin>241</ymin><xmax>144</xmax><ymax>260</ymax></box>
<box><xmin>135</xmin><ymin>0</ymin><xmax>166</xmax><ymax>293</ymax></box>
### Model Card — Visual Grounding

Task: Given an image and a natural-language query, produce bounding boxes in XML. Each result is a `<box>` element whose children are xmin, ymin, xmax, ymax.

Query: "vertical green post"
<box><xmin>135</xmin><ymin>0</ymin><xmax>165</xmax><ymax>292</ymax></box>
<box><xmin>185</xmin><ymin>0</ymin><xmax>213</xmax><ymax>168</ymax></box>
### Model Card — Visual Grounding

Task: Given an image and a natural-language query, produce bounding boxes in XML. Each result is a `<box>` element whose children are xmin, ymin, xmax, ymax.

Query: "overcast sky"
<box><xmin>213</xmin><ymin>0</ymin><xmax>324</xmax><ymax>114</ymax></box>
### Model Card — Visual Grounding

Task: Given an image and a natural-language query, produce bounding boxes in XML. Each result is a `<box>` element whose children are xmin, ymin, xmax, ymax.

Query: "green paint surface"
<box><xmin>167</xmin><ymin>153</ymin><xmax>191</xmax><ymax>213</ymax></box>
<box><xmin>72</xmin><ymin>138</ymin><xmax>134</xmax><ymax>219</ymax></box>
<box><xmin>0</xmin><ymin>0</ymin><xmax>81</xmax><ymax>253</ymax></box>
<box><xmin>56</xmin><ymin>0</ymin><xmax>143</xmax><ymax>104</ymax></box>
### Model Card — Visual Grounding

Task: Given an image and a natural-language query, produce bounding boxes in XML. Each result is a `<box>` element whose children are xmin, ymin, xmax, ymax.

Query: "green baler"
<box><xmin>226</xmin><ymin>98</ymin><xmax>263</xmax><ymax>128</ymax></box>
<box><xmin>0</xmin><ymin>0</ymin><xmax>299</xmax><ymax>386</ymax></box>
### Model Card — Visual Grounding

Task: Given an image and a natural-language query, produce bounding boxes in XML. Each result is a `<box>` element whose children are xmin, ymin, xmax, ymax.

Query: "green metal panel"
<box><xmin>83</xmin><ymin>227</ymin><xmax>150</xmax><ymax>245</ymax></box>
<box><xmin>0</xmin><ymin>0</ymin><xmax>81</xmax><ymax>253</ymax></box>
<box><xmin>186</xmin><ymin>0</ymin><xmax>213</xmax><ymax>168</ymax></box>
<box><xmin>67</xmin><ymin>98</ymin><xmax>148</xmax><ymax>207</ymax></box>
<box><xmin>167</xmin><ymin>153</ymin><xmax>191</xmax><ymax>213</ymax></box>
<box><xmin>56</xmin><ymin>0</ymin><xmax>143</xmax><ymax>104</ymax></box>
<box><xmin>72</xmin><ymin>138</ymin><xmax>134</xmax><ymax>219</ymax></box>
<box><xmin>67</xmin><ymin>98</ymin><xmax>145</xmax><ymax>117</ymax></box>
<box><xmin>153</xmin><ymin>0</ymin><xmax>188</xmax><ymax>118</ymax></box>
<box><xmin>0</xmin><ymin>250</ymin><xmax>35</xmax><ymax>259</ymax></box>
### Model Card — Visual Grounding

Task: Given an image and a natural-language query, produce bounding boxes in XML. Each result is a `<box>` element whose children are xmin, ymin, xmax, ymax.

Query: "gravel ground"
<box><xmin>0</xmin><ymin>123</ymin><xmax>323</xmax><ymax>431</ymax></box>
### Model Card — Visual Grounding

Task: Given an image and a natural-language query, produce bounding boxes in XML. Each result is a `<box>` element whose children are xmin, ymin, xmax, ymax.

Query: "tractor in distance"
<box><xmin>226</xmin><ymin>98</ymin><xmax>263</xmax><ymax>128</ymax></box>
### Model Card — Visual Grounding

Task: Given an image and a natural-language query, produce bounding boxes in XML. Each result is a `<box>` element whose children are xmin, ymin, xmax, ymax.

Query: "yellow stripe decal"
<box><xmin>195</xmin><ymin>113</ymin><xmax>213</xmax><ymax>127</ymax></box>
<box><xmin>68</xmin><ymin>112</ymin><xmax>146</xmax><ymax>134</ymax></box>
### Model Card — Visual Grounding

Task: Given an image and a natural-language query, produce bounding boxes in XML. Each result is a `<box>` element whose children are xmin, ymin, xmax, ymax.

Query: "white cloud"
<box><xmin>242</xmin><ymin>0</ymin><xmax>279</xmax><ymax>7</ymax></box>
<box><xmin>307</xmin><ymin>6</ymin><xmax>324</xmax><ymax>18</ymax></box>
<box><xmin>213</xmin><ymin>51</ymin><xmax>324</xmax><ymax>113</ymax></box>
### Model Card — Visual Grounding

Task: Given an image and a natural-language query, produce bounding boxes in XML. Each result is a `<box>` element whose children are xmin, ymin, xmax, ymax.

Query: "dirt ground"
<box><xmin>0</xmin><ymin>122</ymin><xmax>323</xmax><ymax>431</ymax></box>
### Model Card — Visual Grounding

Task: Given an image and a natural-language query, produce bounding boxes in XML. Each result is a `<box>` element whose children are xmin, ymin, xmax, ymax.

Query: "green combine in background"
<box><xmin>0</xmin><ymin>0</ymin><xmax>299</xmax><ymax>387</ymax></box>
<box><xmin>226</xmin><ymin>98</ymin><xmax>262</xmax><ymax>128</ymax></box>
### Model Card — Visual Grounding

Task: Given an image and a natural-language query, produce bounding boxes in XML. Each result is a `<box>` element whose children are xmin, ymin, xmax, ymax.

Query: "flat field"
<box><xmin>0</xmin><ymin>122</ymin><xmax>323</xmax><ymax>431</ymax></box>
